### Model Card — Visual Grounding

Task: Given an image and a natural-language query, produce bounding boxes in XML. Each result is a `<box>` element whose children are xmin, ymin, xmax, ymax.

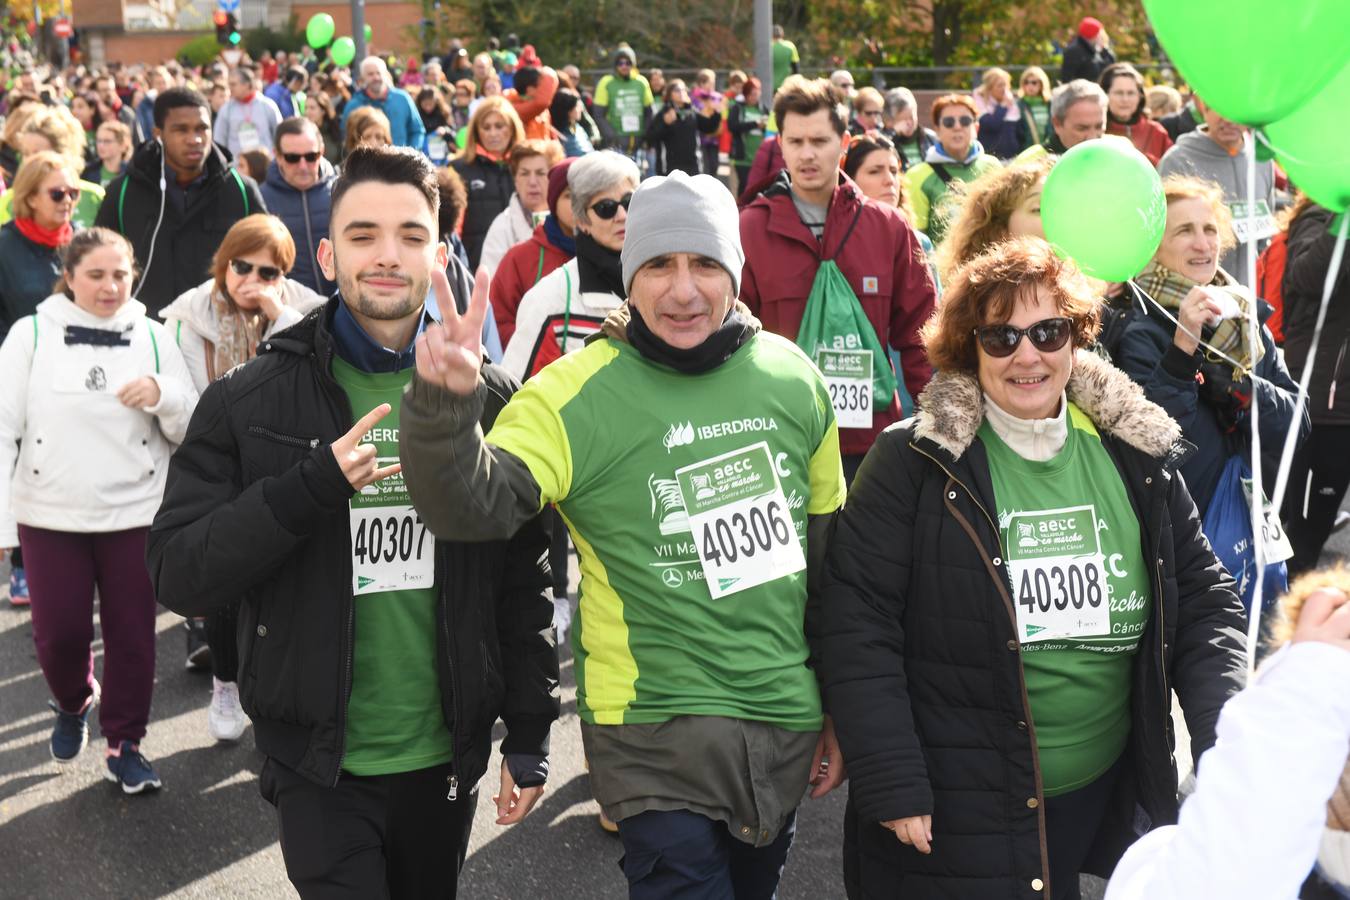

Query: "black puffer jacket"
<box><xmin>450</xmin><ymin>153</ymin><xmax>513</xmax><ymax>270</ymax></box>
<box><xmin>147</xmin><ymin>299</ymin><xmax>558</xmax><ymax>792</ymax></box>
<box><xmin>1283</xmin><ymin>203</ymin><xmax>1350</xmax><ymax>426</ymax></box>
<box><xmin>822</xmin><ymin>352</ymin><xmax>1247</xmax><ymax>899</ymax></box>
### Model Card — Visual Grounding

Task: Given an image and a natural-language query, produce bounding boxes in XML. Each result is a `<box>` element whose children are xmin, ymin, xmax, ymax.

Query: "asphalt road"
<box><xmin>1</xmin><ymin>528</ymin><xmax>1344</xmax><ymax>899</ymax></box>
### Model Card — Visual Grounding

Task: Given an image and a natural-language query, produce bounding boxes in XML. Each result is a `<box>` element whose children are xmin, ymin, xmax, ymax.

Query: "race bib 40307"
<box><xmin>675</xmin><ymin>441</ymin><xmax>805</xmax><ymax>599</ymax></box>
<box><xmin>1006</xmin><ymin>505</ymin><xmax>1110</xmax><ymax>643</ymax></box>
<box><xmin>350</xmin><ymin>459</ymin><xmax>434</xmax><ymax>596</ymax></box>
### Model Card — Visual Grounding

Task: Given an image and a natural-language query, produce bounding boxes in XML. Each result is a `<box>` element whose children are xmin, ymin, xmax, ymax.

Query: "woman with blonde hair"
<box><xmin>974</xmin><ymin>66</ymin><xmax>1033</xmax><ymax>160</ymax></box>
<box><xmin>450</xmin><ymin>96</ymin><xmax>526</xmax><ymax>268</ymax></box>
<box><xmin>5</xmin><ymin>105</ymin><xmax>105</xmax><ymax>228</ymax></box>
<box><xmin>937</xmin><ymin>155</ymin><xmax>1054</xmax><ymax>282</ymax></box>
<box><xmin>158</xmin><ymin>213</ymin><xmax>325</xmax><ymax>741</ymax></box>
<box><xmin>0</xmin><ymin>152</ymin><xmax>82</xmax><ymax>336</ymax></box>
<box><xmin>83</xmin><ymin>120</ymin><xmax>133</xmax><ymax>187</ymax></box>
<box><xmin>342</xmin><ymin>106</ymin><xmax>393</xmax><ymax>158</ymax></box>
<box><xmin>1018</xmin><ymin>66</ymin><xmax>1054</xmax><ymax>144</ymax></box>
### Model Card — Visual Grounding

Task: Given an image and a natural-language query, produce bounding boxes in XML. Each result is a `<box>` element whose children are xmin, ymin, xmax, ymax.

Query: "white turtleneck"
<box><xmin>982</xmin><ymin>392</ymin><xmax>1069</xmax><ymax>462</ymax></box>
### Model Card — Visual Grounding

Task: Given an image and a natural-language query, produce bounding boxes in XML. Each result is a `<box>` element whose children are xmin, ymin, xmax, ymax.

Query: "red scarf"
<box><xmin>15</xmin><ymin>217</ymin><xmax>74</xmax><ymax>248</ymax></box>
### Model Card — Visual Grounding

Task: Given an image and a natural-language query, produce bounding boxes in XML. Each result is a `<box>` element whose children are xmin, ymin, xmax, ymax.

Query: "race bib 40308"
<box><xmin>350</xmin><ymin>459</ymin><xmax>435</xmax><ymax>596</ymax></box>
<box><xmin>675</xmin><ymin>441</ymin><xmax>805</xmax><ymax>599</ymax></box>
<box><xmin>1006</xmin><ymin>505</ymin><xmax>1110</xmax><ymax>643</ymax></box>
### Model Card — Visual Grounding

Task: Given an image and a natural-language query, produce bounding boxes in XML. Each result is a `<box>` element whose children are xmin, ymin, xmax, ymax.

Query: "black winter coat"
<box><xmin>450</xmin><ymin>154</ymin><xmax>513</xmax><ymax>270</ymax></box>
<box><xmin>94</xmin><ymin>140</ymin><xmax>266</xmax><ymax>318</ymax></box>
<box><xmin>644</xmin><ymin>104</ymin><xmax>721</xmax><ymax>176</ymax></box>
<box><xmin>0</xmin><ymin>221</ymin><xmax>61</xmax><ymax>340</ymax></box>
<box><xmin>146</xmin><ymin>300</ymin><xmax>558</xmax><ymax>792</ymax></box>
<box><xmin>1111</xmin><ymin>293</ymin><xmax>1307</xmax><ymax>516</ymax></box>
<box><xmin>1060</xmin><ymin>35</ymin><xmax>1116</xmax><ymax>84</ymax></box>
<box><xmin>1283</xmin><ymin>204</ymin><xmax>1350</xmax><ymax>426</ymax></box>
<box><xmin>822</xmin><ymin>353</ymin><xmax>1247</xmax><ymax>899</ymax></box>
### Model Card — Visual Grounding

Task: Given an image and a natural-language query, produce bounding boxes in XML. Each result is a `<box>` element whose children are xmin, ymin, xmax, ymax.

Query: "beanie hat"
<box><xmin>1079</xmin><ymin>17</ymin><xmax>1103</xmax><ymax>40</ymax></box>
<box><xmin>615</xmin><ymin>47</ymin><xmax>636</xmax><ymax>67</ymax></box>
<box><xmin>547</xmin><ymin>157</ymin><xmax>575</xmax><ymax>219</ymax></box>
<box><xmin>621</xmin><ymin>170</ymin><xmax>744</xmax><ymax>294</ymax></box>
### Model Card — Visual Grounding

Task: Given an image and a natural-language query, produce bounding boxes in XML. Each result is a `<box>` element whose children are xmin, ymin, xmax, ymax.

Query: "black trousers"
<box><xmin>203</xmin><ymin>601</ymin><xmax>240</xmax><ymax>681</ymax></box>
<box><xmin>1283</xmin><ymin>422</ymin><xmax>1350</xmax><ymax>577</ymax></box>
<box><xmin>260</xmin><ymin>757</ymin><xmax>477</xmax><ymax>900</ymax></box>
<box><xmin>1043</xmin><ymin>757</ymin><xmax>1123</xmax><ymax>900</ymax></box>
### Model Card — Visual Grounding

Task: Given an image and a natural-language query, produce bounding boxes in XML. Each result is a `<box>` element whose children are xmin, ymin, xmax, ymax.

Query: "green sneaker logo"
<box><xmin>1025</xmin><ymin>624</ymin><xmax>1045</xmax><ymax>638</ymax></box>
<box><xmin>358</xmin><ymin>576</ymin><xmax>375</xmax><ymax>589</ymax></box>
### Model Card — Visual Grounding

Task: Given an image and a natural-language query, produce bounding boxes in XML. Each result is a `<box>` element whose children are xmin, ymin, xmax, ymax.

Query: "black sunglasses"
<box><xmin>940</xmin><ymin>115</ymin><xmax>975</xmax><ymax>128</ymax></box>
<box><xmin>974</xmin><ymin>317</ymin><xmax>1072</xmax><ymax>357</ymax></box>
<box><xmin>229</xmin><ymin>259</ymin><xmax>283</xmax><ymax>281</ymax></box>
<box><xmin>282</xmin><ymin>151</ymin><xmax>321</xmax><ymax>164</ymax></box>
<box><xmin>47</xmin><ymin>187</ymin><xmax>81</xmax><ymax>203</ymax></box>
<box><xmin>590</xmin><ymin>192</ymin><xmax>633</xmax><ymax>220</ymax></box>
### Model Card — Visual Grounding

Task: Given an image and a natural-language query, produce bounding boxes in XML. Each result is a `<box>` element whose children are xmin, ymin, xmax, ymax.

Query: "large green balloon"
<box><xmin>305</xmin><ymin>13</ymin><xmax>335</xmax><ymax>49</ymax></box>
<box><xmin>330</xmin><ymin>36</ymin><xmax>356</xmax><ymax>67</ymax></box>
<box><xmin>1142</xmin><ymin>0</ymin><xmax>1350</xmax><ymax>125</ymax></box>
<box><xmin>1041</xmin><ymin>140</ymin><xmax>1166</xmax><ymax>282</ymax></box>
<box><xmin>1266</xmin><ymin>60</ymin><xmax>1350</xmax><ymax>212</ymax></box>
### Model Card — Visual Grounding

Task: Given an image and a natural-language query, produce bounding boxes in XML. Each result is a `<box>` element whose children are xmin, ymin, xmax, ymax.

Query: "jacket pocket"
<box><xmin>247</xmin><ymin>424</ymin><xmax>321</xmax><ymax>450</ymax></box>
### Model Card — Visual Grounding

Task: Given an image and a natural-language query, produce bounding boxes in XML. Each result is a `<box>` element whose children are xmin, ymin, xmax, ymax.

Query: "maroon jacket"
<box><xmin>1106</xmin><ymin>117</ymin><xmax>1173</xmax><ymax>167</ymax></box>
<box><xmin>739</xmin><ymin>172</ymin><xmax>937</xmax><ymax>457</ymax></box>
<box><xmin>490</xmin><ymin>223</ymin><xmax>573</xmax><ymax>347</ymax></box>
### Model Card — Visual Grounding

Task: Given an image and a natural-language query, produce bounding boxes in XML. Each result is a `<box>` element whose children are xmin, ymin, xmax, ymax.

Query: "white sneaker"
<box><xmin>553</xmin><ymin>595</ymin><xmax>573</xmax><ymax>646</ymax></box>
<box><xmin>208</xmin><ymin>678</ymin><xmax>248</xmax><ymax>742</ymax></box>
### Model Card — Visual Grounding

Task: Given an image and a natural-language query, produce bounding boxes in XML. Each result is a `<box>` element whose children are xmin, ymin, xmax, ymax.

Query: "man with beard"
<box><xmin>146</xmin><ymin>146</ymin><xmax>558</xmax><ymax>898</ymax></box>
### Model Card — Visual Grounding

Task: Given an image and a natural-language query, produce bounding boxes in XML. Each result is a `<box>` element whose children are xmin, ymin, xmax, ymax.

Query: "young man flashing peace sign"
<box><xmin>402</xmin><ymin>170</ymin><xmax>847</xmax><ymax>898</ymax></box>
<box><xmin>148</xmin><ymin>146</ymin><xmax>557</xmax><ymax>899</ymax></box>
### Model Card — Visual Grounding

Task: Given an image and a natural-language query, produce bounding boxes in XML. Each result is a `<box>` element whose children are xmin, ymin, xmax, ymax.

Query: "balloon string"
<box><xmin>1253</xmin><ymin>129</ymin><xmax>1314</xmax><ymax>168</ymax></box>
<box><xmin>1269</xmin><ymin>216</ymin><xmax>1348</xmax><ymax>518</ymax></box>
<box><xmin>1123</xmin><ymin>281</ymin><xmax>1252</xmax><ymax>378</ymax></box>
<box><xmin>1245</xmin><ymin>141</ymin><xmax>1265</xmax><ymax>677</ymax></box>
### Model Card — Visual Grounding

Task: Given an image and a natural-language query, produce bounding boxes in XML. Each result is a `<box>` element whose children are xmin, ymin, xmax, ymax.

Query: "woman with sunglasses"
<box><xmin>904</xmin><ymin>93</ymin><xmax>1002</xmax><ymax>245</ymax></box>
<box><xmin>1019</xmin><ymin>67</ymin><xmax>1054</xmax><ymax>148</ymax></box>
<box><xmin>821</xmin><ymin>236</ymin><xmax>1247</xmax><ymax>900</ymax></box>
<box><xmin>158</xmin><ymin>214</ymin><xmax>325</xmax><ymax>743</ymax></box>
<box><xmin>973</xmin><ymin>68</ymin><xmax>1034</xmax><ymax>161</ymax></box>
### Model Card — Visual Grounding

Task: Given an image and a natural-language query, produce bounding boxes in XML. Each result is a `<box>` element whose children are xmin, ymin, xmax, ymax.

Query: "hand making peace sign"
<box><xmin>415</xmin><ymin>266</ymin><xmax>489</xmax><ymax>396</ymax></box>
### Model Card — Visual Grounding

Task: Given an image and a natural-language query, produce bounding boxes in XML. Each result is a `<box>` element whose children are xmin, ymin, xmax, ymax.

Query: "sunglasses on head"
<box><xmin>47</xmin><ymin>187</ymin><xmax>80</xmax><ymax>203</ymax></box>
<box><xmin>229</xmin><ymin>259</ymin><xmax>283</xmax><ymax>281</ymax></box>
<box><xmin>940</xmin><ymin>115</ymin><xmax>974</xmax><ymax>128</ymax></box>
<box><xmin>974</xmin><ymin>317</ymin><xmax>1072</xmax><ymax>357</ymax></box>
<box><xmin>282</xmin><ymin>151</ymin><xmax>321</xmax><ymax>164</ymax></box>
<box><xmin>590</xmin><ymin>192</ymin><xmax>633</xmax><ymax>220</ymax></box>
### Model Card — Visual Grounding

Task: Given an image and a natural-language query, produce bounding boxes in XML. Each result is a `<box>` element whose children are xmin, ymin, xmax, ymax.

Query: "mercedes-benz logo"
<box><xmin>662</xmin><ymin>568</ymin><xmax>683</xmax><ymax>588</ymax></box>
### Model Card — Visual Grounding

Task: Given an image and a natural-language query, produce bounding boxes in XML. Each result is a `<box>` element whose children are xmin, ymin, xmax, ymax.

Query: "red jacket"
<box><xmin>739</xmin><ymin>173</ymin><xmax>937</xmax><ymax>457</ymax></box>
<box><xmin>490</xmin><ymin>222</ymin><xmax>572</xmax><ymax>346</ymax></box>
<box><xmin>505</xmin><ymin>68</ymin><xmax>560</xmax><ymax>142</ymax></box>
<box><xmin>739</xmin><ymin>137</ymin><xmax>784</xmax><ymax>206</ymax></box>
<box><xmin>1106</xmin><ymin>117</ymin><xmax>1173</xmax><ymax>167</ymax></box>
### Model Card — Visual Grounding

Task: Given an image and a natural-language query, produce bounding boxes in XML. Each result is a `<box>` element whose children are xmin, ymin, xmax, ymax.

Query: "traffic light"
<box><xmin>215</xmin><ymin>11</ymin><xmax>240</xmax><ymax>46</ymax></box>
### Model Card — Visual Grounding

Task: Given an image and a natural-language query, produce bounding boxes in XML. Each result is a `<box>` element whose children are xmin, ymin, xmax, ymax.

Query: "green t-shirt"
<box><xmin>594</xmin><ymin>73</ymin><xmax>654</xmax><ymax>137</ymax></box>
<box><xmin>979</xmin><ymin>403</ymin><xmax>1151</xmax><ymax>796</ymax></box>
<box><xmin>772</xmin><ymin>39</ymin><xmax>800</xmax><ymax>91</ymax></box>
<box><xmin>486</xmin><ymin>333</ymin><xmax>847</xmax><ymax>732</ymax></box>
<box><xmin>735</xmin><ymin>103</ymin><xmax>766</xmax><ymax>163</ymax></box>
<box><xmin>332</xmin><ymin>357</ymin><xmax>453</xmax><ymax>777</ymax></box>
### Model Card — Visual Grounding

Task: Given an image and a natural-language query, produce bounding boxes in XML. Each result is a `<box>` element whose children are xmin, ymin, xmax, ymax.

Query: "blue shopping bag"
<box><xmin>1201</xmin><ymin>455</ymin><xmax>1289</xmax><ymax>619</ymax></box>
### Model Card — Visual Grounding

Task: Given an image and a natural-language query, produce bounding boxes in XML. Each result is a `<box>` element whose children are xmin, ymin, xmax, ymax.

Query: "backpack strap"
<box><xmin>930</xmin><ymin>163</ymin><xmax>954</xmax><ymax>185</ymax></box>
<box><xmin>826</xmin><ymin>203</ymin><xmax>865</xmax><ymax>263</ymax></box>
<box><xmin>230</xmin><ymin>168</ymin><xmax>250</xmax><ymax>215</ymax></box>
<box><xmin>118</xmin><ymin>176</ymin><xmax>129</xmax><ymax>233</ymax></box>
<box><xmin>31</xmin><ymin>315</ymin><xmax>38</xmax><ymax>350</ymax></box>
<box><xmin>147</xmin><ymin>322</ymin><xmax>161</xmax><ymax>374</ymax></box>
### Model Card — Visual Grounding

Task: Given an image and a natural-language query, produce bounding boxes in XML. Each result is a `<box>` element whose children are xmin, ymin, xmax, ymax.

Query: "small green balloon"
<box><xmin>1142</xmin><ymin>0</ymin><xmax>1350</xmax><ymax>125</ymax></box>
<box><xmin>1266</xmin><ymin>61</ymin><xmax>1350</xmax><ymax>213</ymax></box>
<box><xmin>1041</xmin><ymin>140</ymin><xmax>1166</xmax><ymax>282</ymax></box>
<box><xmin>364</xmin><ymin>24</ymin><xmax>373</xmax><ymax>43</ymax></box>
<box><xmin>305</xmin><ymin>13</ymin><xmax>335</xmax><ymax>49</ymax></box>
<box><xmin>330</xmin><ymin>36</ymin><xmax>356</xmax><ymax>67</ymax></box>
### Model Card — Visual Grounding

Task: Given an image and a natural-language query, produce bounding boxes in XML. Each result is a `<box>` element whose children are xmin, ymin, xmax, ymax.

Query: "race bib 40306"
<box><xmin>675</xmin><ymin>441</ymin><xmax>805</xmax><ymax>599</ymax></box>
<box><xmin>350</xmin><ymin>459</ymin><xmax>434</xmax><ymax>596</ymax></box>
<box><xmin>1006</xmin><ymin>505</ymin><xmax>1110</xmax><ymax>643</ymax></box>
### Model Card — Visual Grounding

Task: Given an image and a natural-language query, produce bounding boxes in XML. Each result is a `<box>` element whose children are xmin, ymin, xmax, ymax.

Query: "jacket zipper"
<box><xmin>247</xmin><ymin>424</ymin><xmax>320</xmax><ymax>449</ymax></box>
<box><xmin>910</xmin><ymin>440</ymin><xmax>1052</xmax><ymax>898</ymax></box>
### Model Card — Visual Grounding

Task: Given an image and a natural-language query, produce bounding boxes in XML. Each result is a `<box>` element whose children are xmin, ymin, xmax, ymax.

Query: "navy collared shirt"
<box><xmin>330</xmin><ymin>299</ymin><xmax>438</xmax><ymax>374</ymax></box>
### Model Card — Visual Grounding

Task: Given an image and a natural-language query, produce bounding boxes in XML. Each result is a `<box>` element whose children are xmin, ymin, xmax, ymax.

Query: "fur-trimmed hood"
<box><xmin>913</xmin><ymin>349</ymin><xmax>1182</xmax><ymax>461</ymax></box>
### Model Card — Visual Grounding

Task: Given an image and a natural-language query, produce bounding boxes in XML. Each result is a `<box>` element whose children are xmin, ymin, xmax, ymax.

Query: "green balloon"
<box><xmin>305</xmin><ymin>13</ymin><xmax>335</xmax><ymax>49</ymax></box>
<box><xmin>364</xmin><ymin>24</ymin><xmax>373</xmax><ymax>43</ymax></box>
<box><xmin>1266</xmin><ymin>61</ymin><xmax>1350</xmax><ymax>212</ymax></box>
<box><xmin>1142</xmin><ymin>0</ymin><xmax>1350</xmax><ymax>126</ymax></box>
<box><xmin>330</xmin><ymin>36</ymin><xmax>356</xmax><ymax>67</ymax></box>
<box><xmin>1041</xmin><ymin>140</ymin><xmax>1166</xmax><ymax>282</ymax></box>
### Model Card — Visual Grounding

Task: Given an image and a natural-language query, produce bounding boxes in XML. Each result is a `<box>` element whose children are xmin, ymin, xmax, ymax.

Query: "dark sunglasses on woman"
<box><xmin>590</xmin><ymin>192</ymin><xmax>633</xmax><ymax>220</ymax></box>
<box><xmin>47</xmin><ymin>187</ymin><xmax>81</xmax><ymax>203</ymax></box>
<box><xmin>940</xmin><ymin>115</ymin><xmax>975</xmax><ymax>128</ymax></box>
<box><xmin>229</xmin><ymin>259</ymin><xmax>283</xmax><ymax>282</ymax></box>
<box><xmin>974</xmin><ymin>317</ymin><xmax>1072</xmax><ymax>357</ymax></box>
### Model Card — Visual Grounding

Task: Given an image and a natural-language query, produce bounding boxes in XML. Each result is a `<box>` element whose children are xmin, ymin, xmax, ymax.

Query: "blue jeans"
<box><xmin>617</xmin><ymin>808</ymin><xmax>797</xmax><ymax>900</ymax></box>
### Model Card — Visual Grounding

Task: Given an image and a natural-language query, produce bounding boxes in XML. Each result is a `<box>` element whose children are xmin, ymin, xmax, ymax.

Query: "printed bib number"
<box><xmin>237</xmin><ymin>121</ymin><xmax>261</xmax><ymax>152</ymax></box>
<box><xmin>1240</xmin><ymin>476</ymin><xmax>1295</xmax><ymax>564</ymax></box>
<box><xmin>1006</xmin><ymin>505</ymin><xmax>1110</xmax><ymax>643</ymax></box>
<box><xmin>1229</xmin><ymin>200</ymin><xmax>1277</xmax><ymax>243</ymax></box>
<box><xmin>427</xmin><ymin>134</ymin><xmax>450</xmax><ymax>164</ymax></box>
<box><xmin>621</xmin><ymin>113</ymin><xmax>640</xmax><ymax>133</ymax></box>
<box><xmin>817</xmin><ymin>348</ymin><xmax>873</xmax><ymax>428</ymax></box>
<box><xmin>350</xmin><ymin>460</ymin><xmax>434</xmax><ymax>595</ymax></box>
<box><xmin>675</xmin><ymin>441</ymin><xmax>805</xmax><ymax>599</ymax></box>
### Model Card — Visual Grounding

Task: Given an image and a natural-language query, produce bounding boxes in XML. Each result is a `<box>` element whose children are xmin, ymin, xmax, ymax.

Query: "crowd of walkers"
<box><xmin>1</xmin><ymin>15</ymin><xmax>1350</xmax><ymax>900</ymax></box>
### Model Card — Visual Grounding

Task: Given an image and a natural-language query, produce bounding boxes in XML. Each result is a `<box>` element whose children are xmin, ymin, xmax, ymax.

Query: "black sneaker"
<box><xmin>184</xmin><ymin>618</ymin><xmax>211</xmax><ymax>672</ymax></box>
<box><xmin>104</xmin><ymin>741</ymin><xmax>163</xmax><ymax>794</ymax></box>
<box><xmin>49</xmin><ymin>680</ymin><xmax>100</xmax><ymax>763</ymax></box>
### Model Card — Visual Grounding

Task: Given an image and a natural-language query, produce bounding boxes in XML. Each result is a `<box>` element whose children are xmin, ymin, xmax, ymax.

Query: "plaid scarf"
<box><xmin>1134</xmin><ymin>260</ymin><xmax>1265</xmax><ymax>377</ymax></box>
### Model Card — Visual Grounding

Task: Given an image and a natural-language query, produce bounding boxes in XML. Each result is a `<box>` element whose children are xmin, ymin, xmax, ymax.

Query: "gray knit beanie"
<box><xmin>620</xmin><ymin>170</ymin><xmax>744</xmax><ymax>295</ymax></box>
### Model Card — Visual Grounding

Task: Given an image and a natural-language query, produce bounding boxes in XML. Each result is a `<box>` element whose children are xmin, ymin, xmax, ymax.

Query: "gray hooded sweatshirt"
<box><xmin>1158</xmin><ymin>129</ymin><xmax>1275</xmax><ymax>290</ymax></box>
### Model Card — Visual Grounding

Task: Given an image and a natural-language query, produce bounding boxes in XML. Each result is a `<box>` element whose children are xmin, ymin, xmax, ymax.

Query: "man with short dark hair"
<box><xmin>505</xmin><ymin>65</ymin><xmax>559</xmax><ymax>141</ymax></box>
<box><xmin>147</xmin><ymin>146</ymin><xmax>557</xmax><ymax>899</ymax></box>
<box><xmin>742</xmin><ymin>75</ymin><xmax>938</xmax><ymax>479</ymax></box>
<box><xmin>95</xmin><ymin>73</ymin><xmax>141</xmax><ymax>143</ymax></box>
<box><xmin>215</xmin><ymin>65</ymin><xmax>284</xmax><ymax>158</ymax></box>
<box><xmin>261</xmin><ymin>116</ymin><xmax>335</xmax><ymax>294</ymax></box>
<box><xmin>264</xmin><ymin>65</ymin><xmax>309</xmax><ymax>119</ymax></box>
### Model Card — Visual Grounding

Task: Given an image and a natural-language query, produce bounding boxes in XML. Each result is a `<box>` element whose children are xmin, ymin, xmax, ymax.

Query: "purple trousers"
<box><xmin>19</xmin><ymin>525</ymin><xmax>157</xmax><ymax>747</ymax></box>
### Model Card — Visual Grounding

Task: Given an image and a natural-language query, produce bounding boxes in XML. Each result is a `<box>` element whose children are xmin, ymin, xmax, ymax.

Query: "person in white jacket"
<box><xmin>158</xmin><ymin>213</ymin><xmax>325</xmax><ymax>741</ymax></box>
<box><xmin>477</xmin><ymin>139</ymin><xmax>563</xmax><ymax>276</ymax></box>
<box><xmin>1105</xmin><ymin>567</ymin><xmax>1350</xmax><ymax>900</ymax></box>
<box><xmin>0</xmin><ymin>227</ymin><xmax>197</xmax><ymax>794</ymax></box>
